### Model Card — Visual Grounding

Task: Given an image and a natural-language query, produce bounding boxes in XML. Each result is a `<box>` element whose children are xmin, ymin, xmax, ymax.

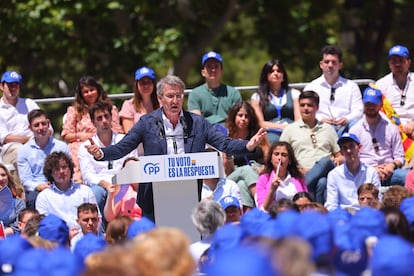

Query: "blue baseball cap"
<box><xmin>202</xmin><ymin>51</ymin><xmax>223</xmax><ymax>67</ymax></box>
<box><xmin>388</xmin><ymin>45</ymin><xmax>409</xmax><ymax>59</ymax></box>
<box><xmin>259</xmin><ymin>210</ymin><xmax>299</xmax><ymax>239</ymax></box>
<box><xmin>291</xmin><ymin>211</ymin><xmax>333</xmax><ymax>262</ymax></box>
<box><xmin>205</xmin><ymin>245</ymin><xmax>275</xmax><ymax>276</ymax></box>
<box><xmin>126</xmin><ymin>217</ymin><xmax>156</xmax><ymax>239</ymax></box>
<box><xmin>210</xmin><ymin>223</ymin><xmax>243</xmax><ymax>254</ymax></box>
<box><xmin>134</xmin><ymin>66</ymin><xmax>155</xmax><ymax>81</ymax></box>
<box><xmin>371</xmin><ymin>235</ymin><xmax>414</xmax><ymax>276</ymax></box>
<box><xmin>219</xmin><ymin>195</ymin><xmax>241</xmax><ymax>210</ymax></box>
<box><xmin>73</xmin><ymin>233</ymin><xmax>106</xmax><ymax>263</ymax></box>
<box><xmin>362</xmin><ymin>87</ymin><xmax>382</xmax><ymax>105</ymax></box>
<box><xmin>350</xmin><ymin>207</ymin><xmax>387</xmax><ymax>245</ymax></box>
<box><xmin>330</xmin><ymin>213</ymin><xmax>369</xmax><ymax>276</ymax></box>
<box><xmin>43</xmin><ymin>247</ymin><xmax>85</xmax><ymax>276</ymax></box>
<box><xmin>338</xmin><ymin>132</ymin><xmax>360</xmax><ymax>146</ymax></box>
<box><xmin>0</xmin><ymin>235</ymin><xmax>33</xmax><ymax>274</ymax></box>
<box><xmin>400</xmin><ymin>196</ymin><xmax>414</xmax><ymax>231</ymax></box>
<box><xmin>1</xmin><ymin>71</ymin><xmax>22</xmax><ymax>84</ymax></box>
<box><xmin>38</xmin><ymin>214</ymin><xmax>69</xmax><ymax>246</ymax></box>
<box><xmin>240</xmin><ymin>208</ymin><xmax>271</xmax><ymax>238</ymax></box>
<box><xmin>14</xmin><ymin>248</ymin><xmax>46</xmax><ymax>276</ymax></box>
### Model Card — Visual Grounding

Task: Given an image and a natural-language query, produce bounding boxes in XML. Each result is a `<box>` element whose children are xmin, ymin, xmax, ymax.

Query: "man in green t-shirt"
<box><xmin>188</xmin><ymin>51</ymin><xmax>241</xmax><ymax>125</ymax></box>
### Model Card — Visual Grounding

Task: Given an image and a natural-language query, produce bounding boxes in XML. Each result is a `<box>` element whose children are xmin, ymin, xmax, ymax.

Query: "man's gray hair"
<box><xmin>191</xmin><ymin>199</ymin><xmax>225</xmax><ymax>237</ymax></box>
<box><xmin>156</xmin><ymin>75</ymin><xmax>185</xmax><ymax>97</ymax></box>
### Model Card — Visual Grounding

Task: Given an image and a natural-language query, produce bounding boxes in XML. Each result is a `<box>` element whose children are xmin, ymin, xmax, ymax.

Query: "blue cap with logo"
<box><xmin>0</xmin><ymin>235</ymin><xmax>33</xmax><ymax>274</ymax></box>
<box><xmin>202</xmin><ymin>51</ymin><xmax>223</xmax><ymax>67</ymax></box>
<box><xmin>388</xmin><ymin>45</ymin><xmax>409</xmax><ymax>59</ymax></box>
<box><xmin>134</xmin><ymin>66</ymin><xmax>156</xmax><ymax>81</ymax></box>
<box><xmin>338</xmin><ymin>132</ymin><xmax>360</xmax><ymax>146</ymax></box>
<box><xmin>1</xmin><ymin>71</ymin><xmax>22</xmax><ymax>84</ymax></box>
<box><xmin>219</xmin><ymin>195</ymin><xmax>241</xmax><ymax>210</ymax></box>
<box><xmin>362</xmin><ymin>87</ymin><xmax>382</xmax><ymax>105</ymax></box>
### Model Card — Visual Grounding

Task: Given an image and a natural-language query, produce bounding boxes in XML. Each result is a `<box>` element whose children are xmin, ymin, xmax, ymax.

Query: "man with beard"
<box><xmin>349</xmin><ymin>87</ymin><xmax>408</xmax><ymax>186</ymax></box>
<box><xmin>376</xmin><ymin>45</ymin><xmax>414</xmax><ymax>139</ymax></box>
<box><xmin>325</xmin><ymin>133</ymin><xmax>380</xmax><ymax>211</ymax></box>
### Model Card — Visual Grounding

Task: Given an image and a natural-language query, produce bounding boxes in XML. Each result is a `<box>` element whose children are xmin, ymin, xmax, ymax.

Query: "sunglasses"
<box><xmin>310</xmin><ymin>134</ymin><xmax>317</xmax><ymax>148</ymax></box>
<box><xmin>372</xmin><ymin>138</ymin><xmax>379</xmax><ymax>152</ymax></box>
<box><xmin>330</xmin><ymin>87</ymin><xmax>336</xmax><ymax>103</ymax></box>
<box><xmin>401</xmin><ymin>94</ymin><xmax>406</xmax><ymax>106</ymax></box>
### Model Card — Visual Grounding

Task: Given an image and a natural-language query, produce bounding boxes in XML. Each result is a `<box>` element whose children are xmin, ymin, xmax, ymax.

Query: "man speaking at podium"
<box><xmin>86</xmin><ymin>75</ymin><xmax>266</xmax><ymax>221</ymax></box>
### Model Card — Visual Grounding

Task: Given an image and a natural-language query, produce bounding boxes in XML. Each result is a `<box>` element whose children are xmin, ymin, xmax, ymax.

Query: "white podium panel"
<box><xmin>152</xmin><ymin>179</ymin><xmax>199</xmax><ymax>242</ymax></box>
<box><xmin>111</xmin><ymin>152</ymin><xmax>224</xmax><ymax>242</ymax></box>
<box><xmin>112</xmin><ymin>152</ymin><xmax>222</xmax><ymax>184</ymax></box>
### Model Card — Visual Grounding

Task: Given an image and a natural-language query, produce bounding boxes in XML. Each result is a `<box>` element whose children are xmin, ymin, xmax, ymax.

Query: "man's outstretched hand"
<box><xmin>85</xmin><ymin>138</ymin><xmax>103</xmax><ymax>159</ymax></box>
<box><xmin>246</xmin><ymin>128</ymin><xmax>267</xmax><ymax>151</ymax></box>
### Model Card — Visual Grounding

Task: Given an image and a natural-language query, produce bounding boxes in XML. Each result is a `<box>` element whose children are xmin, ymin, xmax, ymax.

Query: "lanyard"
<box><xmin>270</xmin><ymin>89</ymin><xmax>284</xmax><ymax>119</ymax></box>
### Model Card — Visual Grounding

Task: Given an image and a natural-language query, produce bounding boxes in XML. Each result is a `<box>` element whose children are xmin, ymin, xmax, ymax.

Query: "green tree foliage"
<box><xmin>0</xmin><ymin>0</ymin><xmax>412</xmax><ymax>131</ymax></box>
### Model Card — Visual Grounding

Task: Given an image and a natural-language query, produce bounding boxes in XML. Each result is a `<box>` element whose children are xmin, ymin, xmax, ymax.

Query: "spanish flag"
<box><xmin>372</xmin><ymin>83</ymin><xmax>414</xmax><ymax>163</ymax></box>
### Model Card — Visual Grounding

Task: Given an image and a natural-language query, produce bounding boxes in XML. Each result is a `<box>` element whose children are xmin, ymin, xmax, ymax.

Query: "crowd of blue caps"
<box><xmin>2</xmin><ymin>198</ymin><xmax>414</xmax><ymax>275</ymax></box>
<box><xmin>0</xmin><ymin>215</ymin><xmax>156</xmax><ymax>275</ymax></box>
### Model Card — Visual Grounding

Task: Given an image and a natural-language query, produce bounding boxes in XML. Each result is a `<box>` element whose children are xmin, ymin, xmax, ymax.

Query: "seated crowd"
<box><xmin>2</xmin><ymin>44</ymin><xmax>414</xmax><ymax>275</ymax></box>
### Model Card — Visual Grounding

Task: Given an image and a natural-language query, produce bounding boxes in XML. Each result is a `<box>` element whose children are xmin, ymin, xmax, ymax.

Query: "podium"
<box><xmin>112</xmin><ymin>152</ymin><xmax>224</xmax><ymax>242</ymax></box>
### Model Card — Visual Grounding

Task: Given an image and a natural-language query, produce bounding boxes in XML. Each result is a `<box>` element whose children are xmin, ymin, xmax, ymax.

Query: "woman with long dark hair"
<box><xmin>251</xmin><ymin>60</ymin><xmax>300</xmax><ymax>143</ymax></box>
<box><xmin>224</xmin><ymin>101</ymin><xmax>269</xmax><ymax>212</ymax></box>
<box><xmin>256</xmin><ymin>141</ymin><xmax>307</xmax><ymax>211</ymax></box>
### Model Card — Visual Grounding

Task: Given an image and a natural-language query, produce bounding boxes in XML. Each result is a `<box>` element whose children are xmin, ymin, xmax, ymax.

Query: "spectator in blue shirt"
<box><xmin>17</xmin><ymin>109</ymin><xmax>70</xmax><ymax>208</ymax></box>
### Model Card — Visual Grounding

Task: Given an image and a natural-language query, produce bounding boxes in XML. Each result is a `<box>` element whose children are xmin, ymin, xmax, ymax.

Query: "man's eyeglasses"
<box><xmin>310</xmin><ymin>134</ymin><xmax>317</xmax><ymax>148</ymax></box>
<box><xmin>330</xmin><ymin>87</ymin><xmax>336</xmax><ymax>104</ymax></box>
<box><xmin>372</xmin><ymin>138</ymin><xmax>380</xmax><ymax>153</ymax></box>
<box><xmin>401</xmin><ymin>93</ymin><xmax>406</xmax><ymax>106</ymax></box>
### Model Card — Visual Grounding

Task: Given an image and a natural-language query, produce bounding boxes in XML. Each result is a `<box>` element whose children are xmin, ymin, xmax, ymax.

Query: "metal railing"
<box><xmin>33</xmin><ymin>79</ymin><xmax>376</xmax><ymax>104</ymax></box>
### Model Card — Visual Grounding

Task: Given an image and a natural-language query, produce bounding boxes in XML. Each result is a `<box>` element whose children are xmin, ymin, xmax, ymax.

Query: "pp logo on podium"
<box><xmin>143</xmin><ymin>162</ymin><xmax>160</xmax><ymax>175</ymax></box>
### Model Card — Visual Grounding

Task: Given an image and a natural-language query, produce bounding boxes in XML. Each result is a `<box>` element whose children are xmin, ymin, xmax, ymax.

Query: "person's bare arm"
<box><xmin>122</xmin><ymin>118</ymin><xmax>134</xmax><ymax>133</ymax></box>
<box><xmin>263</xmin><ymin>176</ymin><xmax>280</xmax><ymax>212</ymax></box>
<box><xmin>333</xmin><ymin>151</ymin><xmax>344</xmax><ymax>166</ymax></box>
<box><xmin>3</xmin><ymin>134</ymin><xmax>30</xmax><ymax>145</ymax></box>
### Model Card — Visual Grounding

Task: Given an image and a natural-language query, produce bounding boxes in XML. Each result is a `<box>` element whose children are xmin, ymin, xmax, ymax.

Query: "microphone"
<box><xmin>179</xmin><ymin>116</ymin><xmax>188</xmax><ymax>143</ymax></box>
<box><xmin>156</xmin><ymin>118</ymin><xmax>166</xmax><ymax>139</ymax></box>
